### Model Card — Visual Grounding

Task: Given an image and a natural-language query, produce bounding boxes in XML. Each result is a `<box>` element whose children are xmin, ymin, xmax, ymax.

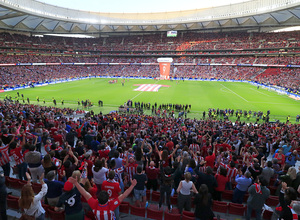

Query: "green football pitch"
<box><xmin>1</xmin><ymin>78</ymin><xmax>299</xmax><ymax>123</ymax></box>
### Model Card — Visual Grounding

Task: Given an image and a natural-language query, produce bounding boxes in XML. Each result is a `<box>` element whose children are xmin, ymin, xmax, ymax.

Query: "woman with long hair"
<box><xmin>194</xmin><ymin>184</ymin><xmax>214</xmax><ymax>220</ymax></box>
<box><xmin>92</xmin><ymin>159</ymin><xmax>108</xmax><ymax>195</ymax></box>
<box><xmin>19</xmin><ymin>173</ymin><xmax>48</xmax><ymax>220</ymax></box>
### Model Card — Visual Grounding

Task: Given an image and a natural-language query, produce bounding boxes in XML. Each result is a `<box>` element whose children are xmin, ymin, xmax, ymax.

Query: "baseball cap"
<box><xmin>64</xmin><ymin>181</ymin><xmax>74</xmax><ymax>191</ymax></box>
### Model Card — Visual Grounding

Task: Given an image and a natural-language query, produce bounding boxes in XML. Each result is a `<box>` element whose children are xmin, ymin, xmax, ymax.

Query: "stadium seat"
<box><xmin>47</xmin><ymin>207</ymin><xmax>65</xmax><ymax>220</ymax></box>
<box><xmin>18</xmin><ymin>180</ymin><xmax>28</xmax><ymax>188</ymax></box>
<box><xmin>7</xmin><ymin>195</ymin><xmax>20</xmax><ymax>210</ymax></box>
<box><xmin>164</xmin><ymin>211</ymin><xmax>181</xmax><ymax>220</ymax></box>
<box><xmin>7</xmin><ymin>177</ymin><xmax>22</xmax><ymax>189</ymax></box>
<box><xmin>120</xmin><ymin>202</ymin><xmax>130</xmax><ymax>214</ymax></box>
<box><xmin>146</xmin><ymin>190</ymin><xmax>151</xmax><ymax>200</ymax></box>
<box><xmin>147</xmin><ymin>208</ymin><xmax>163</xmax><ymax>220</ymax></box>
<box><xmin>267</xmin><ymin>186</ymin><xmax>277</xmax><ymax>196</ymax></box>
<box><xmin>170</xmin><ymin>195</ymin><xmax>178</xmax><ymax>205</ymax></box>
<box><xmin>129</xmin><ymin>204</ymin><xmax>146</xmax><ymax>217</ymax></box>
<box><xmin>42</xmin><ymin>204</ymin><xmax>51</xmax><ymax>218</ymax></box>
<box><xmin>151</xmin><ymin>191</ymin><xmax>160</xmax><ymax>202</ymax></box>
<box><xmin>212</xmin><ymin>201</ymin><xmax>228</xmax><ymax>214</ymax></box>
<box><xmin>222</xmin><ymin>190</ymin><xmax>233</xmax><ymax>201</ymax></box>
<box><xmin>263</xmin><ymin>209</ymin><xmax>273</xmax><ymax>220</ymax></box>
<box><xmin>32</xmin><ymin>183</ymin><xmax>42</xmax><ymax>194</ymax></box>
<box><xmin>243</xmin><ymin>193</ymin><xmax>249</xmax><ymax>203</ymax></box>
<box><xmin>182</xmin><ymin>210</ymin><xmax>195</xmax><ymax>217</ymax></box>
<box><xmin>266</xmin><ymin>196</ymin><xmax>279</xmax><ymax>207</ymax></box>
<box><xmin>182</xmin><ymin>214</ymin><xmax>195</xmax><ymax>220</ymax></box>
<box><xmin>85</xmin><ymin>210</ymin><xmax>96</xmax><ymax>220</ymax></box>
<box><xmin>228</xmin><ymin>202</ymin><xmax>246</xmax><ymax>216</ymax></box>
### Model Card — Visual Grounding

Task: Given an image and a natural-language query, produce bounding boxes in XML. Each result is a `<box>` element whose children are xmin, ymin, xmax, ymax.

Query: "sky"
<box><xmin>37</xmin><ymin>0</ymin><xmax>250</xmax><ymax>13</ymax></box>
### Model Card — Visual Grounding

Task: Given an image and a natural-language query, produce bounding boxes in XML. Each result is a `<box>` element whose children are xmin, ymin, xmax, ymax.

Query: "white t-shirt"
<box><xmin>92</xmin><ymin>166</ymin><xmax>109</xmax><ymax>184</ymax></box>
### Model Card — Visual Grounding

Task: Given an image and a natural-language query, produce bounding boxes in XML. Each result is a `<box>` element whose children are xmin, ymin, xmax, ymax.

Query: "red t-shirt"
<box><xmin>101</xmin><ymin>180</ymin><xmax>121</xmax><ymax>200</ymax></box>
<box><xmin>98</xmin><ymin>150</ymin><xmax>110</xmax><ymax>160</ymax></box>
<box><xmin>145</xmin><ymin>166</ymin><xmax>160</xmax><ymax>180</ymax></box>
<box><xmin>214</xmin><ymin>174</ymin><xmax>229</xmax><ymax>192</ymax></box>
<box><xmin>10</xmin><ymin>146</ymin><xmax>24</xmax><ymax>165</ymax></box>
<box><xmin>205</xmin><ymin>153</ymin><xmax>215</xmax><ymax>168</ymax></box>
<box><xmin>88</xmin><ymin>197</ymin><xmax>120</xmax><ymax>220</ymax></box>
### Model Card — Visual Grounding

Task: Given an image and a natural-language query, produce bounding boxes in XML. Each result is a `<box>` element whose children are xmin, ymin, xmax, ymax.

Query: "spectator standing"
<box><xmin>19</xmin><ymin>173</ymin><xmax>48</xmax><ymax>220</ymax></box>
<box><xmin>55</xmin><ymin>180</ymin><xmax>84</xmax><ymax>220</ymax></box>
<box><xmin>45</xmin><ymin>171</ymin><xmax>64</xmax><ymax>206</ymax></box>
<box><xmin>285</xmin><ymin>150</ymin><xmax>300</xmax><ymax>167</ymax></box>
<box><xmin>214</xmin><ymin>167</ymin><xmax>229</xmax><ymax>201</ymax></box>
<box><xmin>68</xmin><ymin>176</ymin><xmax>137</xmax><ymax>220</ymax></box>
<box><xmin>145</xmin><ymin>159</ymin><xmax>160</xmax><ymax>191</ymax></box>
<box><xmin>0</xmin><ymin>140</ymin><xmax>11</xmax><ymax>177</ymax></box>
<box><xmin>0</xmin><ymin>172</ymin><xmax>7</xmax><ymax>220</ymax></box>
<box><xmin>24</xmin><ymin>144</ymin><xmax>44</xmax><ymax>183</ymax></box>
<box><xmin>193</xmin><ymin>184</ymin><xmax>214</xmax><ymax>220</ymax></box>
<box><xmin>92</xmin><ymin>159</ymin><xmax>108</xmax><ymax>194</ymax></box>
<box><xmin>101</xmin><ymin>171</ymin><xmax>121</xmax><ymax>220</ymax></box>
<box><xmin>9</xmin><ymin>140</ymin><xmax>27</xmax><ymax>180</ymax></box>
<box><xmin>246</xmin><ymin>176</ymin><xmax>270</xmax><ymax>220</ymax></box>
<box><xmin>176</xmin><ymin>172</ymin><xmax>198</xmax><ymax>213</ymax></box>
<box><xmin>133</xmin><ymin>165</ymin><xmax>148</xmax><ymax>207</ymax></box>
<box><xmin>260</xmin><ymin>157</ymin><xmax>274</xmax><ymax>185</ymax></box>
<box><xmin>232</xmin><ymin>171</ymin><xmax>252</xmax><ymax>204</ymax></box>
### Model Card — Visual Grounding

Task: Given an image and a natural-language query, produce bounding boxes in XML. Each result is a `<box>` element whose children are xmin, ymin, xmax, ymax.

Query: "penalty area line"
<box><xmin>220</xmin><ymin>83</ymin><xmax>249</xmax><ymax>102</ymax></box>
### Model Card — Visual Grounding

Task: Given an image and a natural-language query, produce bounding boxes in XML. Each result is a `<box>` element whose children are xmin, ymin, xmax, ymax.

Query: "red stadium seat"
<box><xmin>151</xmin><ymin>191</ymin><xmax>160</xmax><ymax>202</ymax></box>
<box><xmin>228</xmin><ymin>202</ymin><xmax>246</xmax><ymax>216</ymax></box>
<box><xmin>47</xmin><ymin>207</ymin><xmax>65</xmax><ymax>220</ymax></box>
<box><xmin>222</xmin><ymin>190</ymin><xmax>233</xmax><ymax>201</ymax></box>
<box><xmin>129</xmin><ymin>204</ymin><xmax>146</xmax><ymax>217</ymax></box>
<box><xmin>267</xmin><ymin>186</ymin><xmax>278</xmax><ymax>196</ymax></box>
<box><xmin>146</xmin><ymin>190</ymin><xmax>151</xmax><ymax>200</ymax></box>
<box><xmin>263</xmin><ymin>209</ymin><xmax>273</xmax><ymax>220</ymax></box>
<box><xmin>147</xmin><ymin>208</ymin><xmax>163</xmax><ymax>220</ymax></box>
<box><xmin>212</xmin><ymin>201</ymin><xmax>228</xmax><ymax>214</ymax></box>
<box><xmin>7</xmin><ymin>177</ymin><xmax>22</xmax><ymax>189</ymax></box>
<box><xmin>266</xmin><ymin>196</ymin><xmax>279</xmax><ymax>207</ymax></box>
<box><xmin>170</xmin><ymin>195</ymin><xmax>178</xmax><ymax>205</ymax></box>
<box><xmin>164</xmin><ymin>211</ymin><xmax>181</xmax><ymax>220</ymax></box>
<box><xmin>182</xmin><ymin>210</ymin><xmax>195</xmax><ymax>217</ymax></box>
<box><xmin>119</xmin><ymin>202</ymin><xmax>130</xmax><ymax>214</ymax></box>
<box><xmin>32</xmin><ymin>183</ymin><xmax>42</xmax><ymax>194</ymax></box>
<box><xmin>182</xmin><ymin>214</ymin><xmax>195</xmax><ymax>220</ymax></box>
<box><xmin>7</xmin><ymin>195</ymin><xmax>19</xmax><ymax>210</ymax></box>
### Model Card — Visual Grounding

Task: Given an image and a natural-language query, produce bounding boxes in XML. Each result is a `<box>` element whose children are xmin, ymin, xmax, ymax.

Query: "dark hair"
<box><xmin>9</xmin><ymin>141</ymin><xmax>18</xmax><ymax>149</ymax></box>
<box><xmin>220</xmin><ymin>167</ymin><xmax>227</xmax><ymax>177</ymax></box>
<box><xmin>46</xmin><ymin>170</ymin><xmax>56</xmax><ymax>181</ymax></box>
<box><xmin>161</xmin><ymin>150</ymin><xmax>169</xmax><ymax>161</ymax></box>
<box><xmin>206</xmin><ymin>166</ymin><xmax>213</xmax><ymax>175</ymax></box>
<box><xmin>230</xmin><ymin>161</ymin><xmax>236</xmax><ymax>168</ymax></box>
<box><xmin>198</xmin><ymin>184</ymin><xmax>209</xmax><ymax>206</ymax></box>
<box><xmin>98</xmin><ymin>191</ymin><xmax>109</xmax><ymax>204</ymax></box>
<box><xmin>258</xmin><ymin>176</ymin><xmax>268</xmax><ymax>187</ymax></box>
<box><xmin>135</xmin><ymin>147</ymin><xmax>143</xmax><ymax>161</ymax></box>
<box><xmin>110</xmin><ymin>159</ymin><xmax>116</xmax><ymax>169</ymax></box>
<box><xmin>137</xmin><ymin>165</ymin><xmax>142</xmax><ymax>174</ymax></box>
<box><xmin>267</xmin><ymin>161</ymin><xmax>273</xmax><ymax>168</ymax></box>
<box><xmin>164</xmin><ymin>166</ymin><xmax>172</xmax><ymax>175</ymax></box>
<box><xmin>63</xmin><ymin>160</ymin><xmax>71</xmax><ymax>168</ymax></box>
<box><xmin>93</xmin><ymin>160</ymin><xmax>103</xmax><ymax>172</ymax></box>
<box><xmin>108</xmin><ymin>170</ymin><xmax>115</xmax><ymax>180</ymax></box>
<box><xmin>114</xmin><ymin>151</ymin><xmax>119</xmax><ymax>158</ymax></box>
<box><xmin>188</xmin><ymin>158</ymin><xmax>196</xmax><ymax>169</ymax></box>
<box><xmin>29</xmin><ymin>144</ymin><xmax>36</xmax><ymax>151</ymax></box>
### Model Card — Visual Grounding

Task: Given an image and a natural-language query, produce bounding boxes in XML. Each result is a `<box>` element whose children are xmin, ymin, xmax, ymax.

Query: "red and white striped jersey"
<box><xmin>220</xmin><ymin>162</ymin><xmax>238</xmax><ymax>182</ymax></box>
<box><xmin>189</xmin><ymin>144</ymin><xmax>200</xmax><ymax>154</ymax></box>
<box><xmin>0</xmin><ymin>145</ymin><xmax>10</xmax><ymax>166</ymax></box>
<box><xmin>88</xmin><ymin>197</ymin><xmax>120</xmax><ymax>220</ymax></box>
<box><xmin>124</xmin><ymin>163</ymin><xmax>137</xmax><ymax>180</ymax></box>
<box><xmin>108</xmin><ymin>167</ymin><xmax>124</xmax><ymax>183</ymax></box>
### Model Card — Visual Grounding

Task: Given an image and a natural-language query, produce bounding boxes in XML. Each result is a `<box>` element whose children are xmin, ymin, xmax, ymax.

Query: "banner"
<box><xmin>157</xmin><ymin>58</ymin><xmax>173</xmax><ymax>80</ymax></box>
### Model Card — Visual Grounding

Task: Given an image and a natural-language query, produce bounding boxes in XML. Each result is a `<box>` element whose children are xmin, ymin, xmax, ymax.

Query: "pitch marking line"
<box><xmin>220</xmin><ymin>83</ymin><xmax>249</xmax><ymax>102</ymax></box>
<box><xmin>250</xmin><ymin>88</ymin><xmax>271</xmax><ymax>97</ymax></box>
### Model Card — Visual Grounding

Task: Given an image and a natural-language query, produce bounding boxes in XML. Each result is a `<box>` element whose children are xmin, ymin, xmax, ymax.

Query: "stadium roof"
<box><xmin>0</xmin><ymin>0</ymin><xmax>300</xmax><ymax>35</ymax></box>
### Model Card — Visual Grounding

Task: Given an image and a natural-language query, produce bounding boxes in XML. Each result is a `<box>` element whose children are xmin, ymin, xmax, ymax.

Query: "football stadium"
<box><xmin>0</xmin><ymin>0</ymin><xmax>299</xmax><ymax>219</ymax></box>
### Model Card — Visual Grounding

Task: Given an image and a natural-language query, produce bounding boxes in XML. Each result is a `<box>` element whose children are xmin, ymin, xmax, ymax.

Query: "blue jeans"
<box><xmin>119</xmin><ymin>181</ymin><xmax>124</xmax><ymax>193</ymax></box>
<box><xmin>232</xmin><ymin>188</ymin><xmax>246</xmax><ymax>204</ymax></box>
<box><xmin>114</xmin><ymin>206</ymin><xmax>119</xmax><ymax>220</ymax></box>
<box><xmin>246</xmin><ymin>204</ymin><xmax>262</xmax><ymax>220</ymax></box>
<box><xmin>17</xmin><ymin>162</ymin><xmax>27</xmax><ymax>180</ymax></box>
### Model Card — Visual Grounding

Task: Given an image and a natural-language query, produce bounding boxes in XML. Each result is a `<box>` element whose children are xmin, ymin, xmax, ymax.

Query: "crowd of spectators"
<box><xmin>0</xmin><ymin>31</ymin><xmax>300</xmax><ymax>52</ymax></box>
<box><xmin>0</xmin><ymin>100</ymin><xmax>299</xmax><ymax>219</ymax></box>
